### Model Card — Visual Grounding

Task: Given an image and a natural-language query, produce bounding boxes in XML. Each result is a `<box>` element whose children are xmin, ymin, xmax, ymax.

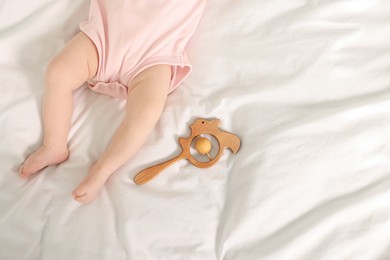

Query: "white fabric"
<box><xmin>1</xmin><ymin>1</ymin><xmax>390</xmax><ymax>259</ymax></box>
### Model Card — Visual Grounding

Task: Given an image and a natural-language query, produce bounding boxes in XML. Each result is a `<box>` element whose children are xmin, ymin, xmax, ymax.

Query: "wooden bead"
<box><xmin>195</xmin><ymin>137</ymin><xmax>212</xmax><ymax>155</ymax></box>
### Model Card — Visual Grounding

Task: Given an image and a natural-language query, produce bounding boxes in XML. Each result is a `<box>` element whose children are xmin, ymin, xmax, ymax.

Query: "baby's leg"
<box><xmin>72</xmin><ymin>65</ymin><xmax>171</xmax><ymax>203</ymax></box>
<box><xmin>20</xmin><ymin>33</ymin><xmax>98</xmax><ymax>178</ymax></box>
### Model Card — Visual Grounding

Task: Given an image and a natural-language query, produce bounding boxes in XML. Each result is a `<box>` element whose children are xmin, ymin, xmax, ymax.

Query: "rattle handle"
<box><xmin>134</xmin><ymin>154</ymin><xmax>184</xmax><ymax>185</ymax></box>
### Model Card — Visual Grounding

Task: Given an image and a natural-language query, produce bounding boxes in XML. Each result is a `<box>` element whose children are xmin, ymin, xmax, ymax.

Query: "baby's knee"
<box><xmin>45</xmin><ymin>57</ymin><xmax>65</xmax><ymax>86</ymax></box>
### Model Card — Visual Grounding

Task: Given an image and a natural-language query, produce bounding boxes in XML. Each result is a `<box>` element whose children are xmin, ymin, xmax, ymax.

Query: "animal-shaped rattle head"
<box><xmin>179</xmin><ymin>118</ymin><xmax>241</xmax><ymax>167</ymax></box>
<box><xmin>134</xmin><ymin>118</ymin><xmax>241</xmax><ymax>185</ymax></box>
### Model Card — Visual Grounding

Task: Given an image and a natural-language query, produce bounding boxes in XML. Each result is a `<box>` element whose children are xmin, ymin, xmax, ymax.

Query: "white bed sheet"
<box><xmin>1</xmin><ymin>0</ymin><xmax>390</xmax><ymax>259</ymax></box>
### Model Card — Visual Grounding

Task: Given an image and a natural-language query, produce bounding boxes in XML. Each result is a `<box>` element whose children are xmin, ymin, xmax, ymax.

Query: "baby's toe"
<box><xmin>74</xmin><ymin>195</ymin><xmax>87</xmax><ymax>203</ymax></box>
<box><xmin>19</xmin><ymin>165</ymin><xmax>24</xmax><ymax>176</ymax></box>
<box><xmin>73</xmin><ymin>191</ymin><xmax>88</xmax><ymax>202</ymax></box>
<box><xmin>72</xmin><ymin>187</ymin><xmax>86</xmax><ymax>197</ymax></box>
<box><xmin>19</xmin><ymin>165</ymin><xmax>31</xmax><ymax>179</ymax></box>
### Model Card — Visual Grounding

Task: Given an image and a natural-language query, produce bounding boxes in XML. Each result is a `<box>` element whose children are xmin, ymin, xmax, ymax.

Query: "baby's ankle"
<box><xmin>42</xmin><ymin>141</ymin><xmax>68</xmax><ymax>152</ymax></box>
<box><xmin>93</xmin><ymin>161</ymin><xmax>114</xmax><ymax>177</ymax></box>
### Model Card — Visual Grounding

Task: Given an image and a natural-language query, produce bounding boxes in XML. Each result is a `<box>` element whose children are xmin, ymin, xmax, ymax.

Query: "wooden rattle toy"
<box><xmin>134</xmin><ymin>118</ymin><xmax>241</xmax><ymax>185</ymax></box>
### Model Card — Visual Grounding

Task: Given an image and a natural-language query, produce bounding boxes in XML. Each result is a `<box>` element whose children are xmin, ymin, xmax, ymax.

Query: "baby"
<box><xmin>19</xmin><ymin>0</ymin><xmax>206</xmax><ymax>203</ymax></box>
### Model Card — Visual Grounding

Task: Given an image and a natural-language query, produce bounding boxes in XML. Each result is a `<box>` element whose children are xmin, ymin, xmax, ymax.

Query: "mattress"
<box><xmin>0</xmin><ymin>0</ymin><xmax>390</xmax><ymax>259</ymax></box>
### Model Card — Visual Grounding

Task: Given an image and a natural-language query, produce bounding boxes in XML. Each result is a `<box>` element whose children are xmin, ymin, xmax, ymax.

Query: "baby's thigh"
<box><xmin>128</xmin><ymin>65</ymin><xmax>172</xmax><ymax>91</ymax></box>
<box><xmin>125</xmin><ymin>65</ymin><xmax>171</xmax><ymax>113</ymax></box>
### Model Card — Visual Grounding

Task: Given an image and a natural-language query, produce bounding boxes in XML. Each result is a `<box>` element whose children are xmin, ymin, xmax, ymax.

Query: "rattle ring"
<box><xmin>134</xmin><ymin>118</ymin><xmax>241</xmax><ymax>185</ymax></box>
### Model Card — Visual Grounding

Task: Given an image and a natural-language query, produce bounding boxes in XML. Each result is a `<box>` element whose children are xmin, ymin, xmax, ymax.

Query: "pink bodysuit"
<box><xmin>80</xmin><ymin>0</ymin><xmax>206</xmax><ymax>99</ymax></box>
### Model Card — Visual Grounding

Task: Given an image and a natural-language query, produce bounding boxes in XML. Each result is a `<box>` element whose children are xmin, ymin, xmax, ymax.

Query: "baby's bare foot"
<box><xmin>72</xmin><ymin>163</ymin><xmax>112</xmax><ymax>203</ymax></box>
<box><xmin>19</xmin><ymin>145</ymin><xmax>69</xmax><ymax>179</ymax></box>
